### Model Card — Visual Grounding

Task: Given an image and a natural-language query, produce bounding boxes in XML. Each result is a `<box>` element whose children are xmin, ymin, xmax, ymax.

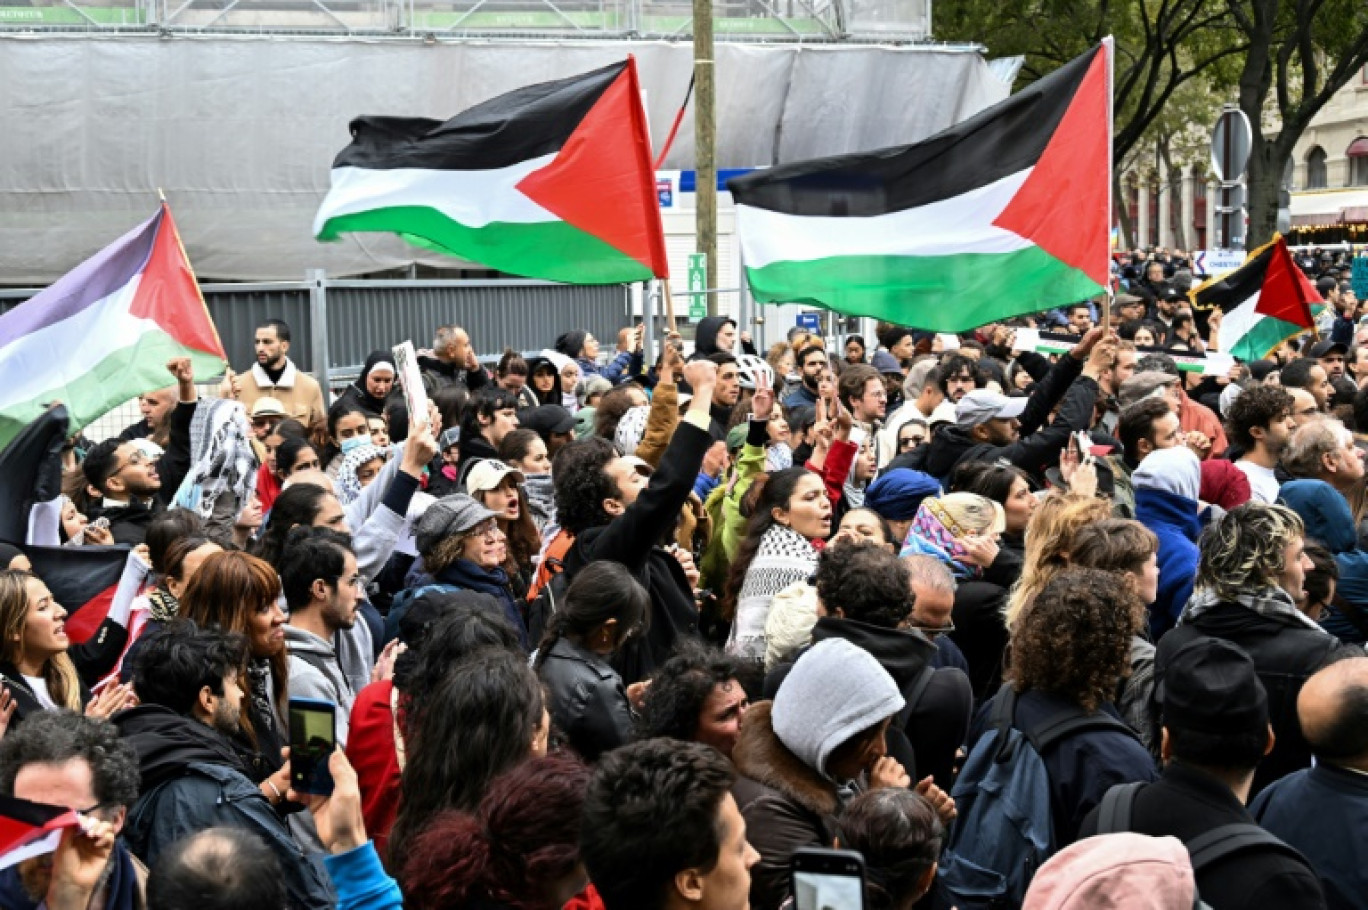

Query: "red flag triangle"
<box><xmin>516</xmin><ymin>57</ymin><xmax>668</xmax><ymax>278</ymax></box>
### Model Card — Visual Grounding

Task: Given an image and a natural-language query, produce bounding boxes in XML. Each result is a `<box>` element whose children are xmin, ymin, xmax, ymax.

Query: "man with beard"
<box><xmin>281</xmin><ymin>529</ymin><xmax>364</xmax><ymax>747</ymax></box>
<box><xmin>114</xmin><ymin>621</ymin><xmax>334</xmax><ymax>910</ymax></box>
<box><xmin>1227</xmin><ymin>385</ymin><xmax>1297</xmax><ymax>504</ymax></box>
<box><xmin>893</xmin><ymin>328</ymin><xmax>1112</xmax><ymax>485</ymax></box>
<box><xmin>782</xmin><ymin>344</ymin><xmax>827</xmax><ymax>409</ymax></box>
<box><xmin>224</xmin><ymin>319</ymin><xmax>327</xmax><ymax>426</ymax></box>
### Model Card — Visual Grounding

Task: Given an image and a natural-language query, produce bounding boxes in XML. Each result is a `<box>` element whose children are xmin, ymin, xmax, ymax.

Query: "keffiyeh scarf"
<box><xmin>174</xmin><ymin>398</ymin><xmax>259</xmax><ymax>522</ymax></box>
<box><xmin>336</xmin><ymin>443</ymin><xmax>389</xmax><ymax>505</ymax></box>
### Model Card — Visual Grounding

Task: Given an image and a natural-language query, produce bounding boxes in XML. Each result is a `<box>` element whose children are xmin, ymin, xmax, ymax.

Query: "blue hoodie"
<box><xmin>1134</xmin><ymin>449</ymin><xmax>1203</xmax><ymax>639</ymax></box>
<box><xmin>1279</xmin><ymin>479</ymin><xmax>1368</xmax><ymax>644</ymax></box>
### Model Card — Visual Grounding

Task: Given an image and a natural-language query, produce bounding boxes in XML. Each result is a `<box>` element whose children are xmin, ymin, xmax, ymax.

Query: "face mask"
<box><xmin>340</xmin><ymin>434</ymin><xmax>373</xmax><ymax>455</ymax></box>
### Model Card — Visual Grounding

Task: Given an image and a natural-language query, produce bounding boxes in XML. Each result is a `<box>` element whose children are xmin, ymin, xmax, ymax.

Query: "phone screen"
<box><xmin>288</xmin><ymin>699</ymin><xmax>336</xmax><ymax>795</ymax></box>
<box><xmin>792</xmin><ymin>869</ymin><xmax>864</xmax><ymax>910</ymax></box>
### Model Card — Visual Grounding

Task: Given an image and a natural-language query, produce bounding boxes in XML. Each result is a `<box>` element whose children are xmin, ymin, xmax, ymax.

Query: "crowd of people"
<box><xmin>1</xmin><ymin>245</ymin><xmax>1367</xmax><ymax>910</ymax></box>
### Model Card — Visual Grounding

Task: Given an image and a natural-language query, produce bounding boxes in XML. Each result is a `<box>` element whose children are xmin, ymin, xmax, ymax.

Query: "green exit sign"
<box><xmin>688</xmin><ymin>253</ymin><xmax>707</xmax><ymax>319</ymax></box>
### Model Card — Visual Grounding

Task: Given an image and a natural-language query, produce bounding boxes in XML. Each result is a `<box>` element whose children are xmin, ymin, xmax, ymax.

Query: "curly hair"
<box><xmin>1008</xmin><ymin>568</ymin><xmax>1144</xmax><ymax>712</ymax></box>
<box><xmin>814</xmin><ymin>540</ymin><xmax>914</xmax><ymax>629</ymax></box>
<box><xmin>401</xmin><ymin>754</ymin><xmax>590</xmax><ymax>910</ymax></box>
<box><xmin>0</xmin><ymin>710</ymin><xmax>140</xmax><ymax>809</ymax></box>
<box><xmin>637</xmin><ymin>642</ymin><xmax>746</xmax><ymax>742</ymax></box>
<box><xmin>1224</xmin><ymin>384</ymin><xmax>1293</xmax><ymax>451</ymax></box>
<box><xmin>1195</xmin><ymin>501</ymin><xmax>1305</xmax><ymax>601</ymax></box>
<box><xmin>1004</xmin><ymin>493</ymin><xmax>1112</xmax><ymax>628</ymax></box>
<box><xmin>551</xmin><ymin>436</ymin><xmax>620</xmax><ymax>535</ymax></box>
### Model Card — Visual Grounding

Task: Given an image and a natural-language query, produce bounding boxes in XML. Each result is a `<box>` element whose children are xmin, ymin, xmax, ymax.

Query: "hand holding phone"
<box><xmin>791</xmin><ymin>847</ymin><xmax>865</xmax><ymax>910</ymax></box>
<box><xmin>289</xmin><ymin>698</ymin><xmax>336</xmax><ymax>796</ymax></box>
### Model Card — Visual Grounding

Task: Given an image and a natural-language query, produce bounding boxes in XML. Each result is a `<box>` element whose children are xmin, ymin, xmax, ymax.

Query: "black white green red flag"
<box><xmin>314</xmin><ymin>59</ymin><xmax>668</xmax><ymax>285</ymax></box>
<box><xmin>728</xmin><ymin>41</ymin><xmax>1113</xmax><ymax>331</ymax></box>
<box><xmin>1188</xmin><ymin>235</ymin><xmax>1319</xmax><ymax>361</ymax></box>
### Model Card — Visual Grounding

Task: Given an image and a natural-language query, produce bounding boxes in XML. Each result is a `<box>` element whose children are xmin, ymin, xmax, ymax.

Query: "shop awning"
<box><xmin>1347</xmin><ymin>137</ymin><xmax>1368</xmax><ymax>157</ymax></box>
<box><xmin>1290</xmin><ymin>188</ymin><xmax>1368</xmax><ymax>226</ymax></box>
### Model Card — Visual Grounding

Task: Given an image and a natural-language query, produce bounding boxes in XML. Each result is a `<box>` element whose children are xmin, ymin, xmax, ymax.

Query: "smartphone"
<box><xmin>288</xmin><ymin>698</ymin><xmax>336</xmax><ymax>796</ymax></box>
<box><xmin>791</xmin><ymin>847</ymin><xmax>865</xmax><ymax>910</ymax></box>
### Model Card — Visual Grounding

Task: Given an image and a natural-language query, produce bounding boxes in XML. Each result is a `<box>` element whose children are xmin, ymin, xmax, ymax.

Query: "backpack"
<box><xmin>938</xmin><ymin>684</ymin><xmax>1135</xmax><ymax>909</ymax></box>
<box><xmin>1094</xmin><ymin>781</ymin><xmax>1311</xmax><ymax>873</ymax></box>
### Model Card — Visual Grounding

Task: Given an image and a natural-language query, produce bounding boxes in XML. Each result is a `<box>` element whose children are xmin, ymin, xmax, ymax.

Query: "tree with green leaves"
<box><xmin>935</xmin><ymin>0</ymin><xmax>1245</xmax><ymax>167</ymax></box>
<box><xmin>1230</xmin><ymin>0</ymin><xmax>1368</xmax><ymax>248</ymax></box>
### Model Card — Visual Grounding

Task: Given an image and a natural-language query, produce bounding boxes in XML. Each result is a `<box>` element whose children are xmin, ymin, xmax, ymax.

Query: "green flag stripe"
<box><xmin>744</xmin><ymin>245</ymin><xmax>1103</xmax><ymax>332</ymax></box>
<box><xmin>1226</xmin><ymin>316</ymin><xmax>1306</xmax><ymax>362</ymax></box>
<box><xmin>317</xmin><ymin>206</ymin><xmax>652</xmax><ymax>285</ymax></box>
<box><xmin>0</xmin><ymin>337</ymin><xmax>224</xmax><ymax>450</ymax></box>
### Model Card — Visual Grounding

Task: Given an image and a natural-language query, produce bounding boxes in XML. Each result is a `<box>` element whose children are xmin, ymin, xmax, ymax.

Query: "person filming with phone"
<box><xmin>112</xmin><ymin>620</ymin><xmax>334</xmax><ymax>910</ymax></box>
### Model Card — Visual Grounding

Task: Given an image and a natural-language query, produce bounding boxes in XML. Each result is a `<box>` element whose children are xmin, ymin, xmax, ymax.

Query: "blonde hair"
<box><xmin>1004</xmin><ymin>493</ymin><xmax>1113</xmax><ymax>628</ymax></box>
<box><xmin>933</xmin><ymin>492</ymin><xmax>1005</xmax><ymax>537</ymax></box>
<box><xmin>0</xmin><ymin>570</ymin><xmax>83</xmax><ymax>711</ymax></box>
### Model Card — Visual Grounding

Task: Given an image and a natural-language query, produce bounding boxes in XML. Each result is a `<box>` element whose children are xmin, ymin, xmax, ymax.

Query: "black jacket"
<box><xmin>454</xmin><ymin>431</ymin><xmax>500</xmax><ymax>487</ymax></box>
<box><xmin>1081</xmin><ymin>762</ymin><xmax>1326</xmax><ymax>910</ymax></box>
<box><xmin>114</xmin><ymin>706</ymin><xmax>334</xmax><ymax>910</ymax></box>
<box><xmin>563</xmin><ymin>420</ymin><xmax>712</xmax><ymax>685</ymax></box>
<box><xmin>1251</xmin><ymin>761</ymin><xmax>1368</xmax><ymax>910</ymax></box>
<box><xmin>947</xmin><ymin>579</ymin><xmax>1011</xmax><ymax>702</ymax></box>
<box><xmin>1159</xmin><ymin>604</ymin><xmax>1359</xmax><ymax>796</ymax></box>
<box><xmin>889</xmin><ymin>354</ymin><xmax>1095</xmax><ymax>485</ymax></box>
<box><xmin>765</xmin><ymin>618</ymin><xmax>972</xmax><ymax>791</ymax></box>
<box><xmin>537</xmin><ymin>637</ymin><xmax>634</xmax><ymax>762</ymax></box>
<box><xmin>0</xmin><ymin>661</ymin><xmax>90</xmax><ymax>728</ymax></box>
<box><xmin>690</xmin><ymin>315</ymin><xmax>735</xmax><ymax>361</ymax></box>
<box><xmin>417</xmin><ymin>355</ymin><xmax>488</xmax><ymax>397</ymax></box>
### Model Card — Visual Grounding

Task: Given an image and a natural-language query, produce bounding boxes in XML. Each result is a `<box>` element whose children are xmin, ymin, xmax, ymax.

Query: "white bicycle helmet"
<box><xmin>735</xmin><ymin>354</ymin><xmax>775</xmax><ymax>391</ymax></box>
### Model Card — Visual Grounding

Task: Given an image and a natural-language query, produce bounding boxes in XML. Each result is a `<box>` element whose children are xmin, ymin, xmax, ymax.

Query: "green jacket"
<box><xmin>699</xmin><ymin>439</ymin><xmax>768</xmax><ymax>592</ymax></box>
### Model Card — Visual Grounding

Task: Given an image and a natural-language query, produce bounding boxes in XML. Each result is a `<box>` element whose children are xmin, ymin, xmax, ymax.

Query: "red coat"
<box><xmin>346</xmin><ymin>679</ymin><xmax>404</xmax><ymax>864</ymax></box>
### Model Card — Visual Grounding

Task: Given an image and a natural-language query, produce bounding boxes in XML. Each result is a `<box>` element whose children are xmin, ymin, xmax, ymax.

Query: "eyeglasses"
<box><xmin>465</xmin><ymin>519</ymin><xmax>504</xmax><ymax>541</ymax></box>
<box><xmin>907</xmin><ymin>619</ymin><xmax>955</xmax><ymax>638</ymax></box>
<box><xmin>116</xmin><ymin>451</ymin><xmax>148</xmax><ymax>473</ymax></box>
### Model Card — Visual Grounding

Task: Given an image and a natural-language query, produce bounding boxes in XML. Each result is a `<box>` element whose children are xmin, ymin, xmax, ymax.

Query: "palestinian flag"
<box><xmin>0</xmin><ymin>204</ymin><xmax>227</xmax><ymax>450</ymax></box>
<box><xmin>729</xmin><ymin>41</ymin><xmax>1112</xmax><ymax>331</ymax></box>
<box><xmin>1189</xmin><ymin>235</ymin><xmax>1319</xmax><ymax>361</ymax></box>
<box><xmin>0</xmin><ymin>796</ymin><xmax>80</xmax><ymax>872</ymax></box>
<box><xmin>314</xmin><ymin>59</ymin><xmax>668</xmax><ymax>285</ymax></box>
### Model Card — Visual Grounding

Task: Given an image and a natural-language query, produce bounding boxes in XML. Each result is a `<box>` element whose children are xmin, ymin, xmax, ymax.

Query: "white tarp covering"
<box><xmin>0</xmin><ymin>36</ymin><xmax>1006</xmax><ymax>281</ymax></box>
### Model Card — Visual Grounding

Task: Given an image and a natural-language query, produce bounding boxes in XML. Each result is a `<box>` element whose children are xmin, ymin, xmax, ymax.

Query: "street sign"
<box><xmin>688</xmin><ymin>253</ymin><xmax>707</xmax><ymax>319</ymax></box>
<box><xmin>1194</xmin><ymin>250</ymin><xmax>1246</xmax><ymax>277</ymax></box>
<box><xmin>796</xmin><ymin>312</ymin><xmax>821</xmax><ymax>332</ymax></box>
<box><xmin>1211</xmin><ymin>107</ymin><xmax>1252</xmax><ymax>182</ymax></box>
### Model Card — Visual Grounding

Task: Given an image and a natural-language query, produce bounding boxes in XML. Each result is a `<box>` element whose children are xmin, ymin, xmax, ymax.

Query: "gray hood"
<box><xmin>772</xmin><ymin>638</ymin><xmax>904</xmax><ymax>778</ymax></box>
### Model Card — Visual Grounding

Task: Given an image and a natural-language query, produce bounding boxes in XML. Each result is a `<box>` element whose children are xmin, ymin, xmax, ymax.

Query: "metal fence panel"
<box><xmin>0</xmin><ymin>278</ymin><xmax>629</xmax><ymax>376</ymax></box>
<box><xmin>323</xmin><ymin>280</ymin><xmax>629</xmax><ymax>373</ymax></box>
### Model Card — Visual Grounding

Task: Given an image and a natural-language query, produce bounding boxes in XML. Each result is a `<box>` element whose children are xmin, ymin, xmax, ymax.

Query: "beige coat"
<box><xmin>236</xmin><ymin>360</ymin><xmax>328</xmax><ymax>427</ymax></box>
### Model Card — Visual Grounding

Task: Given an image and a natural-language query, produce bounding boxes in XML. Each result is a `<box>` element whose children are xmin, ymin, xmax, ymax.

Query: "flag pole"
<box><xmin>663</xmin><ymin>277</ymin><xmax>679</xmax><ymax>335</ymax></box>
<box><xmin>1104</xmin><ymin>35</ymin><xmax>1115</xmax><ymax>334</ymax></box>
